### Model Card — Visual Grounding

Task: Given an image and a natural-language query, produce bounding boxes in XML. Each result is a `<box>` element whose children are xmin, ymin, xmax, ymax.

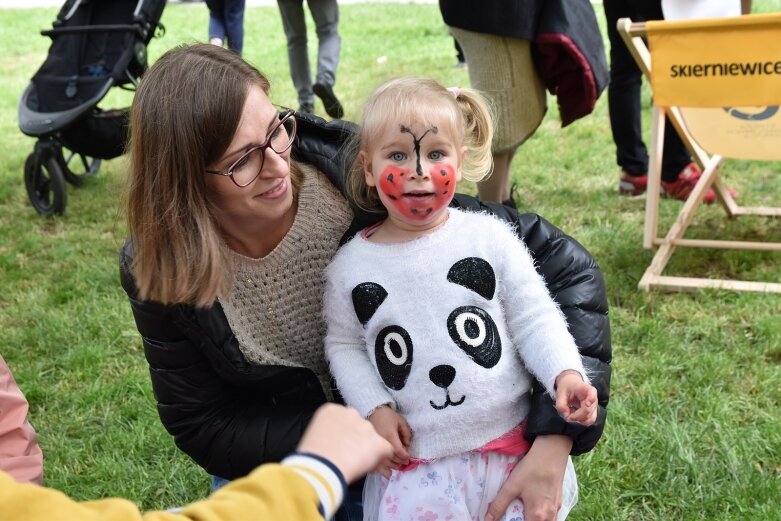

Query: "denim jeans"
<box><xmin>210</xmin><ymin>474</ymin><xmax>363</xmax><ymax>520</ymax></box>
<box><xmin>205</xmin><ymin>0</ymin><xmax>245</xmax><ymax>55</ymax></box>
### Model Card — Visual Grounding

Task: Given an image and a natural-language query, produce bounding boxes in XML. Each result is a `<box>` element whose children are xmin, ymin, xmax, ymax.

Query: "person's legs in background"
<box><xmin>605</xmin><ymin>0</ymin><xmax>723</xmax><ymax>203</ymax></box>
<box><xmin>450</xmin><ymin>28</ymin><xmax>546</xmax><ymax>207</ymax></box>
<box><xmin>223</xmin><ymin>0</ymin><xmax>246</xmax><ymax>55</ymax></box>
<box><xmin>277</xmin><ymin>0</ymin><xmax>315</xmax><ymax>113</ymax></box>
<box><xmin>604</xmin><ymin>0</ymin><xmax>648</xmax><ymax>191</ymax></box>
<box><xmin>454</xmin><ymin>38</ymin><xmax>466</xmax><ymax>68</ymax></box>
<box><xmin>309</xmin><ymin>0</ymin><xmax>344</xmax><ymax>118</ymax></box>
<box><xmin>206</xmin><ymin>0</ymin><xmax>227</xmax><ymax>47</ymax></box>
<box><xmin>480</xmin><ymin>148</ymin><xmax>516</xmax><ymax>206</ymax></box>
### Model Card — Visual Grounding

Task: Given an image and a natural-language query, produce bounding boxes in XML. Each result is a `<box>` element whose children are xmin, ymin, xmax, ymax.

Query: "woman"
<box><xmin>120</xmin><ymin>44</ymin><xmax>611</xmax><ymax>521</ymax></box>
<box><xmin>440</xmin><ymin>0</ymin><xmax>608</xmax><ymax>208</ymax></box>
<box><xmin>440</xmin><ymin>1</ymin><xmax>547</xmax><ymax>207</ymax></box>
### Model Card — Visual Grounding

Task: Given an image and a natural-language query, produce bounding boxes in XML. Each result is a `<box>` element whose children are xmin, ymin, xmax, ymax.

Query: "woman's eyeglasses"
<box><xmin>206</xmin><ymin>110</ymin><xmax>297</xmax><ymax>187</ymax></box>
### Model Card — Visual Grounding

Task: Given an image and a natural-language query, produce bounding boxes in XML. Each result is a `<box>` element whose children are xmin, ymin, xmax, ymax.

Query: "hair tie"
<box><xmin>447</xmin><ymin>87</ymin><xmax>460</xmax><ymax>99</ymax></box>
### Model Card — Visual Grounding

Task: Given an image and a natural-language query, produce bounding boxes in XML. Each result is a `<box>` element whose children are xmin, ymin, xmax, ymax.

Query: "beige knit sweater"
<box><xmin>218</xmin><ymin>166</ymin><xmax>353</xmax><ymax>398</ymax></box>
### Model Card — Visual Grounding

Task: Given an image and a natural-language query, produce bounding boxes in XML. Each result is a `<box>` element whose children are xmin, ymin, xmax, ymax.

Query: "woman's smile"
<box><xmin>255</xmin><ymin>178</ymin><xmax>288</xmax><ymax>199</ymax></box>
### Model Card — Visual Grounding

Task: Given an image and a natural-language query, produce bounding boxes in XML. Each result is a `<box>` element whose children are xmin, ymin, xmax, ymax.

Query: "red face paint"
<box><xmin>377</xmin><ymin>164</ymin><xmax>457</xmax><ymax>221</ymax></box>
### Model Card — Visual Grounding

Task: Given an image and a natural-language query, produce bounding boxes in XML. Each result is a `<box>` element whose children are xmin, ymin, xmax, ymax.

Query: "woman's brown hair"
<box><xmin>126</xmin><ymin>44</ymin><xmax>272</xmax><ymax>307</ymax></box>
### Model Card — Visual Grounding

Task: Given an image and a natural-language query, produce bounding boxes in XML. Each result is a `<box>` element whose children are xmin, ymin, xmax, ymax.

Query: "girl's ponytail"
<box><xmin>452</xmin><ymin>87</ymin><xmax>494</xmax><ymax>182</ymax></box>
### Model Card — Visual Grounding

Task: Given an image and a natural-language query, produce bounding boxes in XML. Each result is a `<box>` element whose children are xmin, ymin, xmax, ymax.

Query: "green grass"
<box><xmin>1</xmin><ymin>2</ymin><xmax>780</xmax><ymax>518</ymax></box>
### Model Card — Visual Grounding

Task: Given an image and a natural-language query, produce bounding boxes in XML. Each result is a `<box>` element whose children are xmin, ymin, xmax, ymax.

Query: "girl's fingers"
<box><xmin>567</xmin><ymin>403</ymin><xmax>598</xmax><ymax>426</ymax></box>
<box><xmin>399</xmin><ymin>420</ymin><xmax>412</xmax><ymax>447</ymax></box>
<box><xmin>555</xmin><ymin>393</ymin><xmax>573</xmax><ymax>417</ymax></box>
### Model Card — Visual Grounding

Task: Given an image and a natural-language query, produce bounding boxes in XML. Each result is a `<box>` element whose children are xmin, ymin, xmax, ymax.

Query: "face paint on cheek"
<box><xmin>378</xmin><ymin>165</ymin><xmax>407</xmax><ymax>202</ymax></box>
<box><xmin>377</xmin><ymin>164</ymin><xmax>457</xmax><ymax>221</ymax></box>
<box><xmin>429</xmin><ymin>163</ymin><xmax>457</xmax><ymax>211</ymax></box>
<box><xmin>378</xmin><ymin>165</ymin><xmax>425</xmax><ymax>220</ymax></box>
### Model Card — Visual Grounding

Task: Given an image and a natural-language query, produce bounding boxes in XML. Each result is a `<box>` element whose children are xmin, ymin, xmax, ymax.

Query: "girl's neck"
<box><xmin>365</xmin><ymin>209</ymin><xmax>450</xmax><ymax>244</ymax></box>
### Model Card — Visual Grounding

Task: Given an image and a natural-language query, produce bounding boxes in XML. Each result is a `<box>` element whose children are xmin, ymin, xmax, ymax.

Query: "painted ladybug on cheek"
<box><xmin>378</xmin><ymin>165</ymin><xmax>456</xmax><ymax>220</ymax></box>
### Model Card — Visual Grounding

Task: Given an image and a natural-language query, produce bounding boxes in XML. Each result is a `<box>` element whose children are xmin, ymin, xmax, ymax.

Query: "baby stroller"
<box><xmin>18</xmin><ymin>0</ymin><xmax>166</xmax><ymax>216</ymax></box>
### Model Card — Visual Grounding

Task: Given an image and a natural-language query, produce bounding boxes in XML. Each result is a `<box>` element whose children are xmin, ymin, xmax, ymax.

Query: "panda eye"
<box><xmin>447</xmin><ymin>306</ymin><xmax>501</xmax><ymax>368</ymax></box>
<box><xmin>374</xmin><ymin>325</ymin><xmax>413</xmax><ymax>390</ymax></box>
<box><xmin>453</xmin><ymin>311</ymin><xmax>486</xmax><ymax>347</ymax></box>
<box><xmin>382</xmin><ymin>330</ymin><xmax>410</xmax><ymax>365</ymax></box>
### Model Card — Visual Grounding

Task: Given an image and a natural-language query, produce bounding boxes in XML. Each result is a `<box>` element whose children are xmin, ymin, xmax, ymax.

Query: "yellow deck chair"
<box><xmin>618</xmin><ymin>14</ymin><xmax>781</xmax><ymax>293</ymax></box>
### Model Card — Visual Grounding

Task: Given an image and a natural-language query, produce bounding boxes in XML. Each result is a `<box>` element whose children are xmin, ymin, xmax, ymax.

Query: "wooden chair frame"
<box><xmin>617</xmin><ymin>18</ymin><xmax>781</xmax><ymax>293</ymax></box>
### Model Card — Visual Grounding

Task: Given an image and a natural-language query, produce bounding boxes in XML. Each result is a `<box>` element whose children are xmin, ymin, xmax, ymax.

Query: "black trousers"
<box><xmin>603</xmin><ymin>0</ymin><xmax>691</xmax><ymax>182</ymax></box>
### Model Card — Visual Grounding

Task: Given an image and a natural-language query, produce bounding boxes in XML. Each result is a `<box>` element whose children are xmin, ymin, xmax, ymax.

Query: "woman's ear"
<box><xmin>360</xmin><ymin>150</ymin><xmax>376</xmax><ymax>187</ymax></box>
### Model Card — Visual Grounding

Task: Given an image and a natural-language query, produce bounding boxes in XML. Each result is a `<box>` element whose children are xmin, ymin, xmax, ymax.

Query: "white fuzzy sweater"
<box><xmin>324</xmin><ymin>208</ymin><xmax>585</xmax><ymax>460</ymax></box>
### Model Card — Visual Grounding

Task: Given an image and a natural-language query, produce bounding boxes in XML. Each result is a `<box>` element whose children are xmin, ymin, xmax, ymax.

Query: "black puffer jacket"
<box><xmin>119</xmin><ymin>113</ymin><xmax>611</xmax><ymax>480</ymax></box>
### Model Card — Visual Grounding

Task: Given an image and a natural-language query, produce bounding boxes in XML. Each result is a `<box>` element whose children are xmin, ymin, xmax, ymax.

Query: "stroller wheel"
<box><xmin>24</xmin><ymin>152</ymin><xmax>67</xmax><ymax>216</ymax></box>
<box><xmin>58</xmin><ymin>147</ymin><xmax>101</xmax><ymax>187</ymax></box>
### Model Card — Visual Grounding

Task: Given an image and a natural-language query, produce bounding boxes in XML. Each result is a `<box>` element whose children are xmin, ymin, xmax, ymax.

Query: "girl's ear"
<box><xmin>360</xmin><ymin>150</ymin><xmax>376</xmax><ymax>187</ymax></box>
<box><xmin>455</xmin><ymin>145</ymin><xmax>467</xmax><ymax>182</ymax></box>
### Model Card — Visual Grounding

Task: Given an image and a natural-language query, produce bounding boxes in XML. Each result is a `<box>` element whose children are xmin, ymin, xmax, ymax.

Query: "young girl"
<box><xmin>323</xmin><ymin>77</ymin><xmax>598</xmax><ymax>521</ymax></box>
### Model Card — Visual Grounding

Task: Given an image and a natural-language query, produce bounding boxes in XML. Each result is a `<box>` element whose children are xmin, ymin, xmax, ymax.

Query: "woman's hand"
<box><xmin>485</xmin><ymin>435</ymin><xmax>572</xmax><ymax>521</ymax></box>
<box><xmin>367</xmin><ymin>405</ymin><xmax>412</xmax><ymax>478</ymax></box>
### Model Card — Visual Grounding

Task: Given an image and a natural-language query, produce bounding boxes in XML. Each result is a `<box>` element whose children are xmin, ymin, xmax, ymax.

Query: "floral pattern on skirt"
<box><xmin>363</xmin><ymin>452</ymin><xmax>578</xmax><ymax>521</ymax></box>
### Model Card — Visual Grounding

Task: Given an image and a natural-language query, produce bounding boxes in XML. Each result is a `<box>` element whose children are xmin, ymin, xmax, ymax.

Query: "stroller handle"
<box><xmin>42</xmin><ymin>24</ymin><xmax>145</xmax><ymax>39</ymax></box>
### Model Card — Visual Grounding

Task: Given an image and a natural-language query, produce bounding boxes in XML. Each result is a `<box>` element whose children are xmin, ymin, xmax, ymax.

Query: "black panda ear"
<box><xmin>351</xmin><ymin>282</ymin><xmax>388</xmax><ymax>325</ymax></box>
<box><xmin>447</xmin><ymin>257</ymin><xmax>495</xmax><ymax>300</ymax></box>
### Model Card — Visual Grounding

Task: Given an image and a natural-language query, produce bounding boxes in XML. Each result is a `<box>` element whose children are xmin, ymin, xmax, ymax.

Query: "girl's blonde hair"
<box><xmin>126</xmin><ymin>43</ymin><xmax>301</xmax><ymax>307</ymax></box>
<box><xmin>346</xmin><ymin>76</ymin><xmax>494</xmax><ymax>213</ymax></box>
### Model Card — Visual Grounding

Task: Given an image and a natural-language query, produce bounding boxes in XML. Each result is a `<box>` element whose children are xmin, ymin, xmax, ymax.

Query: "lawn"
<box><xmin>0</xmin><ymin>2</ymin><xmax>779</xmax><ymax>519</ymax></box>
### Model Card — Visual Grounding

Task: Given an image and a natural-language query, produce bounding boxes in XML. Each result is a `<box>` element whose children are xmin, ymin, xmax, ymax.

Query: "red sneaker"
<box><xmin>619</xmin><ymin>170</ymin><xmax>648</xmax><ymax>196</ymax></box>
<box><xmin>661</xmin><ymin>163</ymin><xmax>721</xmax><ymax>204</ymax></box>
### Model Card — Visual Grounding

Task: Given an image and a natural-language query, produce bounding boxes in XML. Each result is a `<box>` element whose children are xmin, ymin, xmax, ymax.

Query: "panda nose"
<box><xmin>429</xmin><ymin>365</ymin><xmax>456</xmax><ymax>388</ymax></box>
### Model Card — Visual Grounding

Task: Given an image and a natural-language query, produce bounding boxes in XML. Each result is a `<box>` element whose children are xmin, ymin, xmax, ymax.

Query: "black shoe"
<box><xmin>298</xmin><ymin>102</ymin><xmax>314</xmax><ymax>114</ymax></box>
<box><xmin>313</xmin><ymin>82</ymin><xmax>344</xmax><ymax>119</ymax></box>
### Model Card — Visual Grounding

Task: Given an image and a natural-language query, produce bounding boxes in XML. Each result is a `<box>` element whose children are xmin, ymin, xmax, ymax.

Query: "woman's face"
<box><xmin>205</xmin><ymin>85</ymin><xmax>294</xmax><ymax>234</ymax></box>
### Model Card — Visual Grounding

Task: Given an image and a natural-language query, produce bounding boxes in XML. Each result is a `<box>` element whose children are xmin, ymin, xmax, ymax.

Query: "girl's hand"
<box><xmin>367</xmin><ymin>405</ymin><xmax>412</xmax><ymax>478</ymax></box>
<box><xmin>486</xmin><ymin>435</ymin><xmax>572</xmax><ymax>521</ymax></box>
<box><xmin>554</xmin><ymin>370</ymin><xmax>598</xmax><ymax>426</ymax></box>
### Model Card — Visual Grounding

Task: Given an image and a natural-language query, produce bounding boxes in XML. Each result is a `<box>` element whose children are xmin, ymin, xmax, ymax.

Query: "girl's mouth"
<box><xmin>403</xmin><ymin>191</ymin><xmax>434</xmax><ymax>198</ymax></box>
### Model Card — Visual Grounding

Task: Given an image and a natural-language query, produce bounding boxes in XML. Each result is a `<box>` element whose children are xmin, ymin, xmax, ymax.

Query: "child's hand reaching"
<box><xmin>368</xmin><ymin>404</ymin><xmax>412</xmax><ymax>478</ymax></box>
<box><xmin>554</xmin><ymin>370</ymin><xmax>598</xmax><ymax>426</ymax></box>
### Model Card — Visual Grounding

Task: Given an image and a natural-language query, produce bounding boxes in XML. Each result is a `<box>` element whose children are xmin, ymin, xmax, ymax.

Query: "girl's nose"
<box><xmin>415</xmin><ymin>162</ymin><xmax>431</xmax><ymax>178</ymax></box>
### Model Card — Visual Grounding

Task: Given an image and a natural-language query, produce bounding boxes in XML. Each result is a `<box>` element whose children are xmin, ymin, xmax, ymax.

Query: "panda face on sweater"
<box><xmin>351</xmin><ymin>257</ymin><xmax>502</xmax><ymax>411</ymax></box>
